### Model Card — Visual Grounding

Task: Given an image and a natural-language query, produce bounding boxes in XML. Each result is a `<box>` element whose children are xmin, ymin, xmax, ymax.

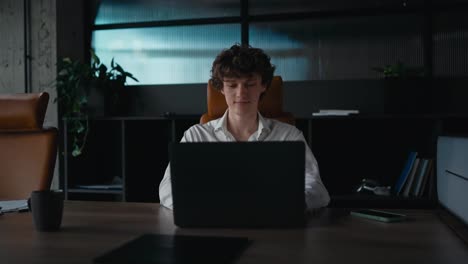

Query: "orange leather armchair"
<box><xmin>0</xmin><ymin>92</ymin><xmax>58</xmax><ymax>200</ymax></box>
<box><xmin>200</xmin><ymin>76</ymin><xmax>295</xmax><ymax>125</ymax></box>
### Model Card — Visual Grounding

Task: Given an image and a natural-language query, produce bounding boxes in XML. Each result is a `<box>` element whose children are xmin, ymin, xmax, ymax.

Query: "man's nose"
<box><xmin>236</xmin><ymin>85</ymin><xmax>248</xmax><ymax>97</ymax></box>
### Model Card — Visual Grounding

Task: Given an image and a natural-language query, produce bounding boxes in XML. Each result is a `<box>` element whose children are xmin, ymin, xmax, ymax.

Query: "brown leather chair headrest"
<box><xmin>0</xmin><ymin>92</ymin><xmax>49</xmax><ymax>130</ymax></box>
<box><xmin>207</xmin><ymin>81</ymin><xmax>228</xmax><ymax>118</ymax></box>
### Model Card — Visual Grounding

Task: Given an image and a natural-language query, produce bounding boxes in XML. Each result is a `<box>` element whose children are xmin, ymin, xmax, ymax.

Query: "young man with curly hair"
<box><xmin>158</xmin><ymin>44</ymin><xmax>330</xmax><ymax>211</ymax></box>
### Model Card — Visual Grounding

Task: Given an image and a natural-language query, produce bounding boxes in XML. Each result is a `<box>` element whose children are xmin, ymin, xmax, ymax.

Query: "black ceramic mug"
<box><xmin>29</xmin><ymin>190</ymin><xmax>64</xmax><ymax>232</ymax></box>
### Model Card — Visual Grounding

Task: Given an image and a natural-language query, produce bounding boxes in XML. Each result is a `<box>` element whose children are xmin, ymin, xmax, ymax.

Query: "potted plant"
<box><xmin>54</xmin><ymin>50</ymin><xmax>138</xmax><ymax>156</ymax></box>
<box><xmin>371</xmin><ymin>61</ymin><xmax>427</xmax><ymax>115</ymax></box>
<box><xmin>55</xmin><ymin>57</ymin><xmax>93</xmax><ymax>157</ymax></box>
<box><xmin>372</xmin><ymin>61</ymin><xmax>425</xmax><ymax>79</ymax></box>
<box><xmin>90</xmin><ymin>51</ymin><xmax>139</xmax><ymax>116</ymax></box>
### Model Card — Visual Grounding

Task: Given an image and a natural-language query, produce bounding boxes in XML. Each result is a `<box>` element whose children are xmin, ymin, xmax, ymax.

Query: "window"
<box><xmin>92</xmin><ymin>25</ymin><xmax>240</xmax><ymax>85</ymax></box>
<box><xmin>92</xmin><ymin>0</ymin><xmax>241</xmax><ymax>85</ymax></box>
<box><xmin>249</xmin><ymin>0</ymin><xmax>425</xmax><ymax>15</ymax></box>
<box><xmin>433</xmin><ymin>11</ymin><xmax>468</xmax><ymax>77</ymax></box>
<box><xmin>91</xmin><ymin>0</ymin><xmax>461</xmax><ymax>84</ymax></box>
<box><xmin>95</xmin><ymin>0</ymin><xmax>240</xmax><ymax>24</ymax></box>
<box><xmin>250</xmin><ymin>15</ymin><xmax>424</xmax><ymax>80</ymax></box>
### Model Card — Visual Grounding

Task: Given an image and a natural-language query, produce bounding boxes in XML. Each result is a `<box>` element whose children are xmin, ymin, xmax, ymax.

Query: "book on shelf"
<box><xmin>423</xmin><ymin>163</ymin><xmax>436</xmax><ymax>198</ymax></box>
<box><xmin>394</xmin><ymin>153</ymin><xmax>435</xmax><ymax>198</ymax></box>
<box><xmin>312</xmin><ymin>109</ymin><xmax>359</xmax><ymax>116</ymax></box>
<box><xmin>401</xmin><ymin>158</ymin><xmax>421</xmax><ymax>197</ymax></box>
<box><xmin>412</xmin><ymin>158</ymin><xmax>430</xmax><ymax>197</ymax></box>
<box><xmin>394</xmin><ymin>151</ymin><xmax>418</xmax><ymax>195</ymax></box>
<box><xmin>411</xmin><ymin>158</ymin><xmax>431</xmax><ymax>197</ymax></box>
<box><xmin>418</xmin><ymin>159</ymin><xmax>434</xmax><ymax>197</ymax></box>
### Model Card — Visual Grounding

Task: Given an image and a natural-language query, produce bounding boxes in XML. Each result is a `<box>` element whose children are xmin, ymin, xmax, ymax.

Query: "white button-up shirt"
<box><xmin>158</xmin><ymin>111</ymin><xmax>330</xmax><ymax>211</ymax></box>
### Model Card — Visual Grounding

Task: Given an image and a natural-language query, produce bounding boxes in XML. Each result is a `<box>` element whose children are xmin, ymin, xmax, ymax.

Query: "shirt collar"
<box><xmin>213</xmin><ymin>110</ymin><xmax>271</xmax><ymax>139</ymax></box>
<box><xmin>257</xmin><ymin>112</ymin><xmax>271</xmax><ymax>137</ymax></box>
<box><xmin>213</xmin><ymin>110</ymin><xmax>228</xmax><ymax>132</ymax></box>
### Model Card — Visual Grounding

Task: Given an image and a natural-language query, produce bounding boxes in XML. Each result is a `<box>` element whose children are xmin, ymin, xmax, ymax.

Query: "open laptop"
<box><xmin>169</xmin><ymin>141</ymin><xmax>306</xmax><ymax>228</ymax></box>
<box><xmin>437</xmin><ymin>136</ymin><xmax>468</xmax><ymax>225</ymax></box>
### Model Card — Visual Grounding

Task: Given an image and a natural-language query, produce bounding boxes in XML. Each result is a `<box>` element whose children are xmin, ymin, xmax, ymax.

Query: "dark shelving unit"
<box><xmin>61</xmin><ymin>114</ymin><xmax>468</xmax><ymax>208</ymax></box>
<box><xmin>297</xmin><ymin>114</ymin><xmax>468</xmax><ymax>209</ymax></box>
<box><xmin>61</xmin><ymin>116</ymin><xmax>198</xmax><ymax>202</ymax></box>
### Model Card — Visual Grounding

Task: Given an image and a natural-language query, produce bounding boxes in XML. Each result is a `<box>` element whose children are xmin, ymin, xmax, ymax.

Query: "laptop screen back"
<box><xmin>437</xmin><ymin>136</ymin><xmax>468</xmax><ymax>225</ymax></box>
<box><xmin>169</xmin><ymin>141</ymin><xmax>306</xmax><ymax>228</ymax></box>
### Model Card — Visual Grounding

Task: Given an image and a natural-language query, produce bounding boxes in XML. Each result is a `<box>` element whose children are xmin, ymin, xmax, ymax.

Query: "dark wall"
<box><xmin>283</xmin><ymin>80</ymin><xmax>386</xmax><ymax>117</ymax></box>
<box><xmin>120</xmin><ymin>80</ymin><xmax>386</xmax><ymax>117</ymax></box>
<box><xmin>56</xmin><ymin>1</ymin><xmax>87</xmax><ymax>62</ymax></box>
<box><xmin>104</xmin><ymin>78</ymin><xmax>468</xmax><ymax>118</ymax></box>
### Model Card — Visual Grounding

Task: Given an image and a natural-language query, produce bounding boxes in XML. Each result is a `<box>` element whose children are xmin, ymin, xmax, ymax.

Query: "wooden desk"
<box><xmin>0</xmin><ymin>201</ymin><xmax>467</xmax><ymax>264</ymax></box>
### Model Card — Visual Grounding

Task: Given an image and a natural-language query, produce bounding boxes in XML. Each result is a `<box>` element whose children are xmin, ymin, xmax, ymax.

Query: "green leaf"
<box><xmin>72</xmin><ymin>147</ymin><xmax>81</xmax><ymax>157</ymax></box>
<box><xmin>98</xmin><ymin>64</ymin><xmax>107</xmax><ymax>79</ymax></box>
<box><xmin>115</xmin><ymin>64</ymin><xmax>124</xmax><ymax>74</ymax></box>
<box><xmin>129</xmin><ymin>75</ymin><xmax>139</xmax><ymax>82</ymax></box>
<box><xmin>76</xmin><ymin>122</ymin><xmax>85</xmax><ymax>134</ymax></box>
<box><xmin>72</xmin><ymin>102</ymin><xmax>80</xmax><ymax>113</ymax></box>
<box><xmin>91</xmin><ymin>49</ymin><xmax>100</xmax><ymax>66</ymax></box>
<box><xmin>79</xmin><ymin>95</ymin><xmax>88</xmax><ymax>105</ymax></box>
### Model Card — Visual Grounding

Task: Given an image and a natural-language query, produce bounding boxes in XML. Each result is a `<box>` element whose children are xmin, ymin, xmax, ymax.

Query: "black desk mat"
<box><xmin>94</xmin><ymin>233</ymin><xmax>250</xmax><ymax>264</ymax></box>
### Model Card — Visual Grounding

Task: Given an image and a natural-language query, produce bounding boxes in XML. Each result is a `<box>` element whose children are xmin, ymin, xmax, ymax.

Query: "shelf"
<box><xmin>68</xmin><ymin>188</ymin><xmax>123</xmax><ymax>195</ymax></box>
<box><xmin>61</xmin><ymin>117</ymin><xmax>199</xmax><ymax>203</ymax></box>
<box><xmin>60</xmin><ymin>115</ymin><xmax>468</xmax><ymax>207</ymax></box>
<box><xmin>298</xmin><ymin>114</ymin><xmax>468</xmax><ymax>120</ymax></box>
<box><xmin>330</xmin><ymin>194</ymin><xmax>438</xmax><ymax>209</ymax></box>
<box><xmin>63</xmin><ymin>115</ymin><xmax>200</xmax><ymax>121</ymax></box>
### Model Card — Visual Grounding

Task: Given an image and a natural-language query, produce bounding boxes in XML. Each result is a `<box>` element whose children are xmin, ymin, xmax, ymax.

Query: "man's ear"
<box><xmin>258</xmin><ymin>84</ymin><xmax>267</xmax><ymax>101</ymax></box>
<box><xmin>220</xmin><ymin>88</ymin><xmax>225</xmax><ymax>95</ymax></box>
<box><xmin>259</xmin><ymin>83</ymin><xmax>267</xmax><ymax>95</ymax></box>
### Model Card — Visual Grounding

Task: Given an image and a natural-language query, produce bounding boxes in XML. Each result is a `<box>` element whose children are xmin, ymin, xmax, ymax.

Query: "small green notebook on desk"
<box><xmin>94</xmin><ymin>234</ymin><xmax>250</xmax><ymax>264</ymax></box>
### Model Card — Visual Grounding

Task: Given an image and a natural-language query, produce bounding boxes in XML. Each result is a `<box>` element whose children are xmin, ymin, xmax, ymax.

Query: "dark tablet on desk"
<box><xmin>94</xmin><ymin>234</ymin><xmax>250</xmax><ymax>264</ymax></box>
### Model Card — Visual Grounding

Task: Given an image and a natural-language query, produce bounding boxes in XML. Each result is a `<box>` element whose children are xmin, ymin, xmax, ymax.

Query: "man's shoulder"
<box><xmin>183</xmin><ymin>119</ymin><xmax>219</xmax><ymax>141</ymax></box>
<box><xmin>185</xmin><ymin>122</ymin><xmax>212</xmax><ymax>134</ymax></box>
<box><xmin>187</xmin><ymin>118</ymin><xmax>218</xmax><ymax>132</ymax></box>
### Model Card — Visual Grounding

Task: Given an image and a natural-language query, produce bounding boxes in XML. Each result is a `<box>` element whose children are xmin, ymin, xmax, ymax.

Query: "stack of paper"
<box><xmin>0</xmin><ymin>200</ymin><xmax>28</xmax><ymax>213</ymax></box>
<box><xmin>76</xmin><ymin>184</ymin><xmax>123</xmax><ymax>190</ymax></box>
<box><xmin>312</xmin><ymin>109</ymin><xmax>359</xmax><ymax>116</ymax></box>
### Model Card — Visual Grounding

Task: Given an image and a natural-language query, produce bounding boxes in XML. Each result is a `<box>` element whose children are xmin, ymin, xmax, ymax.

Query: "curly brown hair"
<box><xmin>209</xmin><ymin>44</ymin><xmax>275</xmax><ymax>92</ymax></box>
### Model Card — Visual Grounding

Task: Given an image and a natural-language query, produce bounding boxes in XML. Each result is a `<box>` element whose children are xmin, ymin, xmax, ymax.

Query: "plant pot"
<box><xmin>383</xmin><ymin>78</ymin><xmax>430</xmax><ymax>115</ymax></box>
<box><xmin>104</xmin><ymin>89</ymin><xmax>130</xmax><ymax>116</ymax></box>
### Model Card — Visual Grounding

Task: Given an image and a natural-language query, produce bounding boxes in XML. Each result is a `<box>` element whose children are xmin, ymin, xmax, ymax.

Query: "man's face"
<box><xmin>221</xmin><ymin>74</ymin><xmax>266</xmax><ymax>116</ymax></box>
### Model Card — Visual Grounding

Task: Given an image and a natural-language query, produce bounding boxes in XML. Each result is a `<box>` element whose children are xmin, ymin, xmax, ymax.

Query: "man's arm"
<box><xmin>159</xmin><ymin>165</ymin><xmax>173</xmax><ymax>209</ymax></box>
<box><xmin>295</xmin><ymin>132</ymin><xmax>331</xmax><ymax>210</ymax></box>
<box><xmin>158</xmin><ymin>127</ymin><xmax>198</xmax><ymax>210</ymax></box>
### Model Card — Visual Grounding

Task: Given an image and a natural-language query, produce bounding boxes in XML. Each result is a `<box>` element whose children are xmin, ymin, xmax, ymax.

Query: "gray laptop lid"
<box><xmin>437</xmin><ymin>136</ymin><xmax>468</xmax><ymax>225</ymax></box>
<box><xmin>169</xmin><ymin>141</ymin><xmax>305</xmax><ymax>228</ymax></box>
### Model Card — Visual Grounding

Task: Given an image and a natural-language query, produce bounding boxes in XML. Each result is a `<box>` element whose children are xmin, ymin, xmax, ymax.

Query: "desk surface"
<box><xmin>0</xmin><ymin>201</ymin><xmax>467</xmax><ymax>264</ymax></box>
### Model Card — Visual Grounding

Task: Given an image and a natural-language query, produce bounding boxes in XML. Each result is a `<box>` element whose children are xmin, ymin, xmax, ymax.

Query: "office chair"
<box><xmin>0</xmin><ymin>92</ymin><xmax>58</xmax><ymax>200</ymax></box>
<box><xmin>200</xmin><ymin>76</ymin><xmax>295</xmax><ymax>125</ymax></box>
